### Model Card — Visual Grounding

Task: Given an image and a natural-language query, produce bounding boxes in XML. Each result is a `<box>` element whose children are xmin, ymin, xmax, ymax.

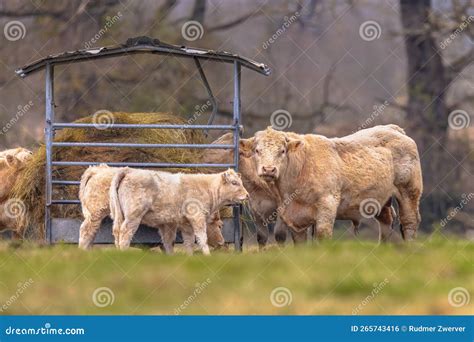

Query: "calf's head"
<box><xmin>218</xmin><ymin>169</ymin><xmax>249</xmax><ymax>204</ymax></box>
<box><xmin>246</xmin><ymin>127</ymin><xmax>303</xmax><ymax>182</ymax></box>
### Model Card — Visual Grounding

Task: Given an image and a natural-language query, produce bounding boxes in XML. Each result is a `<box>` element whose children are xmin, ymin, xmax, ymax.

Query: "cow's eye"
<box><xmin>231</xmin><ymin>180</ymin><xmax>239</xmax><ymax>186</ymax></box>
<box><xmin>280</xmin><ymin>149</ymin><xmax>286</xmax><ymax>155</ymax></box>
<box><xmin>255</xmin><ymin>148</ymin><xmax>261</xmax><ymax>155</ymax></box>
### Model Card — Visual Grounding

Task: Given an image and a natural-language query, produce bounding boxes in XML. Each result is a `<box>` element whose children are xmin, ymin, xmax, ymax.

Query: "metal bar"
<box><xmin>52</xmin><ymin>123</ymin><xmax>235</xmax><ymax>130</ymax></box>
<box><xmin>51</xmin><ymin>200</ymin><xmax>81</xmax><ymax>205</ymax></box>
<box><xmin>52</xmin><ymin>142</ymin><xmax>234</xmax><ymax>149</ymax></box>
<box><xmin>52</xmin><ymin>180</ymin><xmax>81</xmax><ymax>186</ymax></box>
<box><xmin>193</xmin><ymin>58</ymin><xmax>218</xmax><ymax>130</ymax></box>
<box><xmin>17</xmin><ymin>45</ymin><xmax>270</xmax><ymax>78</ymax></box>
<box><xmin>52</xmin><ymin>161</ymin><xmax>235</xmax><ymax>168</ymax></box>
<box><xmin>232</xmin><ymin>61</ymin><xmax>242</xmax><ymax>252</ymax></box>
<box><xmin>44</xmin><ymin>63</ymin><xmax>54</xmax><ymax>244</ymax></box>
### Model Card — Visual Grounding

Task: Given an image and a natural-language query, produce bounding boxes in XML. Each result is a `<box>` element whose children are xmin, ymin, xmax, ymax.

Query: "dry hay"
<box><xmin>10</xmin><ymin>112</ymin><xmax>218</xmax><ymax>240</ymax></box>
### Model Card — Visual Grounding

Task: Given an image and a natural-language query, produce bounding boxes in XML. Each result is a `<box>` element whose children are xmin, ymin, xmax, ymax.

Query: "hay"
<box><xmin>11</xmin><ymin>112</ymin><xmax>209</xmax><ymax>239</ymax></box>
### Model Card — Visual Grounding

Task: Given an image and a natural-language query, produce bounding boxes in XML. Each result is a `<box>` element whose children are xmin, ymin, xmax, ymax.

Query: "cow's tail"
<box><xmin>387</xmin><ymin>124</ymin><xmax>406</xmax><ymax>135</ymax></box>
<box><xmin>109</xmin><ymin>168</ymin><xmax>128</xmax><ymax>245</ymax></box>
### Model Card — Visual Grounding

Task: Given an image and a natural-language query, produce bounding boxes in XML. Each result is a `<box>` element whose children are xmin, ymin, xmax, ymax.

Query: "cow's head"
<box><xmin>251</xmin><ymin>127</ymin><xmax>303</xmax><ymax>182</ymax></box>
<box><xmin>0</xmin><ymin>147</ymin><xmax>32</xmax><ymax>170</ymax></box>
<box><xmin>219</xmin><ymin>169</ymin><xmax>249</xmax><ymax>203</ymax></box>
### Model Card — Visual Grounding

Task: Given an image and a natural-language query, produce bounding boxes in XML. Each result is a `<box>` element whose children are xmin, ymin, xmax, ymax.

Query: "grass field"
<box><xmin>0</xmin><ymin>236</ymin><xmax>472</xmax><ymax>315</ymax></box>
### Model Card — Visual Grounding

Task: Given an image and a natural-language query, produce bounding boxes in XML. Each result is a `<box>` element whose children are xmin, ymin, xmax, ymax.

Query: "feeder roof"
<box><xmin>15</xmin><ymin>36</ymin><xmax>271</xmax><ymax>77</ymax></box>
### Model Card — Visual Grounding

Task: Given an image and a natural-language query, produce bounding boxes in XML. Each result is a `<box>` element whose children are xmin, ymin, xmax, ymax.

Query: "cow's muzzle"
<box><xmin>259</xmin><ymin>166</ymin><xmax>277</xmax><ymax>181</ymax></box>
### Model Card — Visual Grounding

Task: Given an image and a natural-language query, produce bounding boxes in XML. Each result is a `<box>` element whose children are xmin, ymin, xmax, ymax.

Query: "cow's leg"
<box><xmin>274</xmin><ymin>217</ymin><xmax>288</xmax><ymax>245</ymax></box>
<box><xmin>254</xmin><ymin>215</ymin><xmax>269</xmax><ymax>248</ymax></box>
<box><xmin>189</xmin><ymin>216</ymin><xmax>210</xmax><ymax>255</ymax></box>
<box><xmin>289</xmin><ymin>228</ymin><xmax>308</xmax><ymax>245</ymax></box>
<box><xmin>181</xmin><ymin>228</ymin><xmax>195</xmax><ymax>256</ymax></box>
<box><xmin>159</xmin><ymin>225</ymin><xmax>177</xmax><ymax>255</ymax></box>
<box><xmin>314</xmin><ymin>196</ymin><xmax>338</xmax><ymax>240</ymax></box>
<box><xmin>375</xmin><ymin>202</ymin><xmax>395</xmax><ymax>243</ymax></box>
<box><xmin>78</xmin><ymin>214</ymin><xmax>102</xmax><ymax>250</ymax></box>
<box><xmin>396</xmin><ymin>188</ymin><xmax>421</xmax><ymax>241</ymax></box>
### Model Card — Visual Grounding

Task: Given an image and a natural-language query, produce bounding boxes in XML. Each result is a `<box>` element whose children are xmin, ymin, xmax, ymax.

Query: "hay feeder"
<box><xmin>15</xmin><ymin>36</ymin><xmax>270</xmax><ymax>251</ymax></box>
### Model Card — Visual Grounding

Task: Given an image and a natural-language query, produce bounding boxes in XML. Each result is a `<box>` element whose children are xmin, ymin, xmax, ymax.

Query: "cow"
<box><xmin>0</xmin><ymin>147</ymin><xmax>33</xmax><ymax>233</ymax></box>
<box><xmin>204</xmin><ymin>133</ymin><xmax>307</xmax><ymax>247</ymax></box>
<box><xmin>108</xmin><ymin>168</ymin><xmax>249</xmax><ymax>254</ymax></box>
<box><xmin>242</xmin><ymin>125</ymin><xmax>422</xmax><ymax>241</ymax></box>
<box><xmin>78</xmin><ymin>164</ymin><xmax>226</xmax><ymax>251</ymax></box>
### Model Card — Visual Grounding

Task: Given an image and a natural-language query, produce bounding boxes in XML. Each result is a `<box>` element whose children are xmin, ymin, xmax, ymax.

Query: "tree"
<box><xmin>399</xmin><ymin>0</ymin><xmax>473</xmax><ymax>226</ymax></box>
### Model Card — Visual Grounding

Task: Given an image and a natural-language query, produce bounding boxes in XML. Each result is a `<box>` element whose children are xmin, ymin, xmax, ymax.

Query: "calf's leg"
<box><xmin>78</xmin><ymin>213</ymin><xmax>103</xmax><ymax>250</ymax></box>
<box><xmin>189</xmin><ymin>216</ymin><xmax>210</xmax><ymax>255</ymax></box>
<box><xmin>159</xmin><ymin>225</ymin><xmax>177</xmax><ymax>255</ymax></box>
<box><xmin>181</xmin><ymin>228</ymin><xmax>195</xmax><ymax>256</ymax></box>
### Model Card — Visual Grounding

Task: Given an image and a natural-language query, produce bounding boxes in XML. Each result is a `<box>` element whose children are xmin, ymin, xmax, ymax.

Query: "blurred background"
<box><xmin>0</xmin><ymin>0</ymin><xmax>472</xmax><ymax>236</ymax></box>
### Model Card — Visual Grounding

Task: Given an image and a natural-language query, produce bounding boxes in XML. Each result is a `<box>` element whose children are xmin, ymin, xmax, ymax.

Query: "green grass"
<box><xmin>0</xmin><ymin>237</ymin><xmax>472</xmax><ymax>315</ymax></box>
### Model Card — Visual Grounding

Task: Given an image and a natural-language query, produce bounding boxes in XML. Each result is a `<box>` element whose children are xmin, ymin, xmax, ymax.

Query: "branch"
<box><xmin>0</xmin><ymin>9</ymin><xmax>65</xmax><ymax>20</ymax></box>
<box><xmin>376</xmin><ymin>97</ymin><xmax>407</xmax><ymax>112</ymax></box>
<box><xmin>449</xmin><ymin>47</ymin><xmax>474</xmax><ymax>75</ymax></box>
<box><xmin>207</xmin><ymin>10</ymin><xmax>263</xmax><ymax>32</ymax></box>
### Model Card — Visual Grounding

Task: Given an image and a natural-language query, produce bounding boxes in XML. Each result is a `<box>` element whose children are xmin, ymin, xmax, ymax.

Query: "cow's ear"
<box><xmin>5</xmin><ymin>154</ymin><xmax>19</xmax><ymax>168</ymax></box>
<box><xmin>286</xmin><ymin>138</ymin><xmax>303</xmax><ymax>152</ymax></box>
<box><xmin>237</xmin><ymin>172</ymin><xmax>242</xmax><ymax>179</ymax></box>
<box><xmin>222</xmin><ymin>171</ymin><xmax>230</xmax><ymax>183</ymax></box>
<box><xmin>239</xmin><ymin>138</ymin><xmax>254</xmax><ymax>158</ymax></box>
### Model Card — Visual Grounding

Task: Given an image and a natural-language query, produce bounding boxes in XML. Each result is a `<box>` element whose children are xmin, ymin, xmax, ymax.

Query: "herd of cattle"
<box><xmin>0</xmin><ymin>124</ymin><xmax>423</xmax><ymax>254</ymax></box>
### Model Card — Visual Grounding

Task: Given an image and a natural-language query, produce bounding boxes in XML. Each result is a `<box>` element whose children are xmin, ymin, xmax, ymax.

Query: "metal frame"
<box><xmin>18</xmin><ymin>37</ymin><xmax>270</xmax><ymax>251</ymax></box>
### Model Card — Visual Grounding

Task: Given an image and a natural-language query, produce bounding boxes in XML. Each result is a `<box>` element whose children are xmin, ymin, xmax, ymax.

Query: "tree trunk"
<box><xmin>399</xmin><ymin>0</ymin><xmax>451</xmax><ymax>228</ymax></box>
<box><xmin>191</xmin><ymin>0</ymin><xmax>206</xmax><ymax>22</ymax></box>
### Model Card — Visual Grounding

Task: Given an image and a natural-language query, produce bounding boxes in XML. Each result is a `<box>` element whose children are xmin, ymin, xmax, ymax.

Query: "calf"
<box><xmin>109</xmin><ymin>168</ymin><xmax>248</xmax><ymax>254</ymax></box>
<box><xmin>78</xmin><ymin>164</ymin><xmax>226</xmax><ymax>251</ymax></box>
